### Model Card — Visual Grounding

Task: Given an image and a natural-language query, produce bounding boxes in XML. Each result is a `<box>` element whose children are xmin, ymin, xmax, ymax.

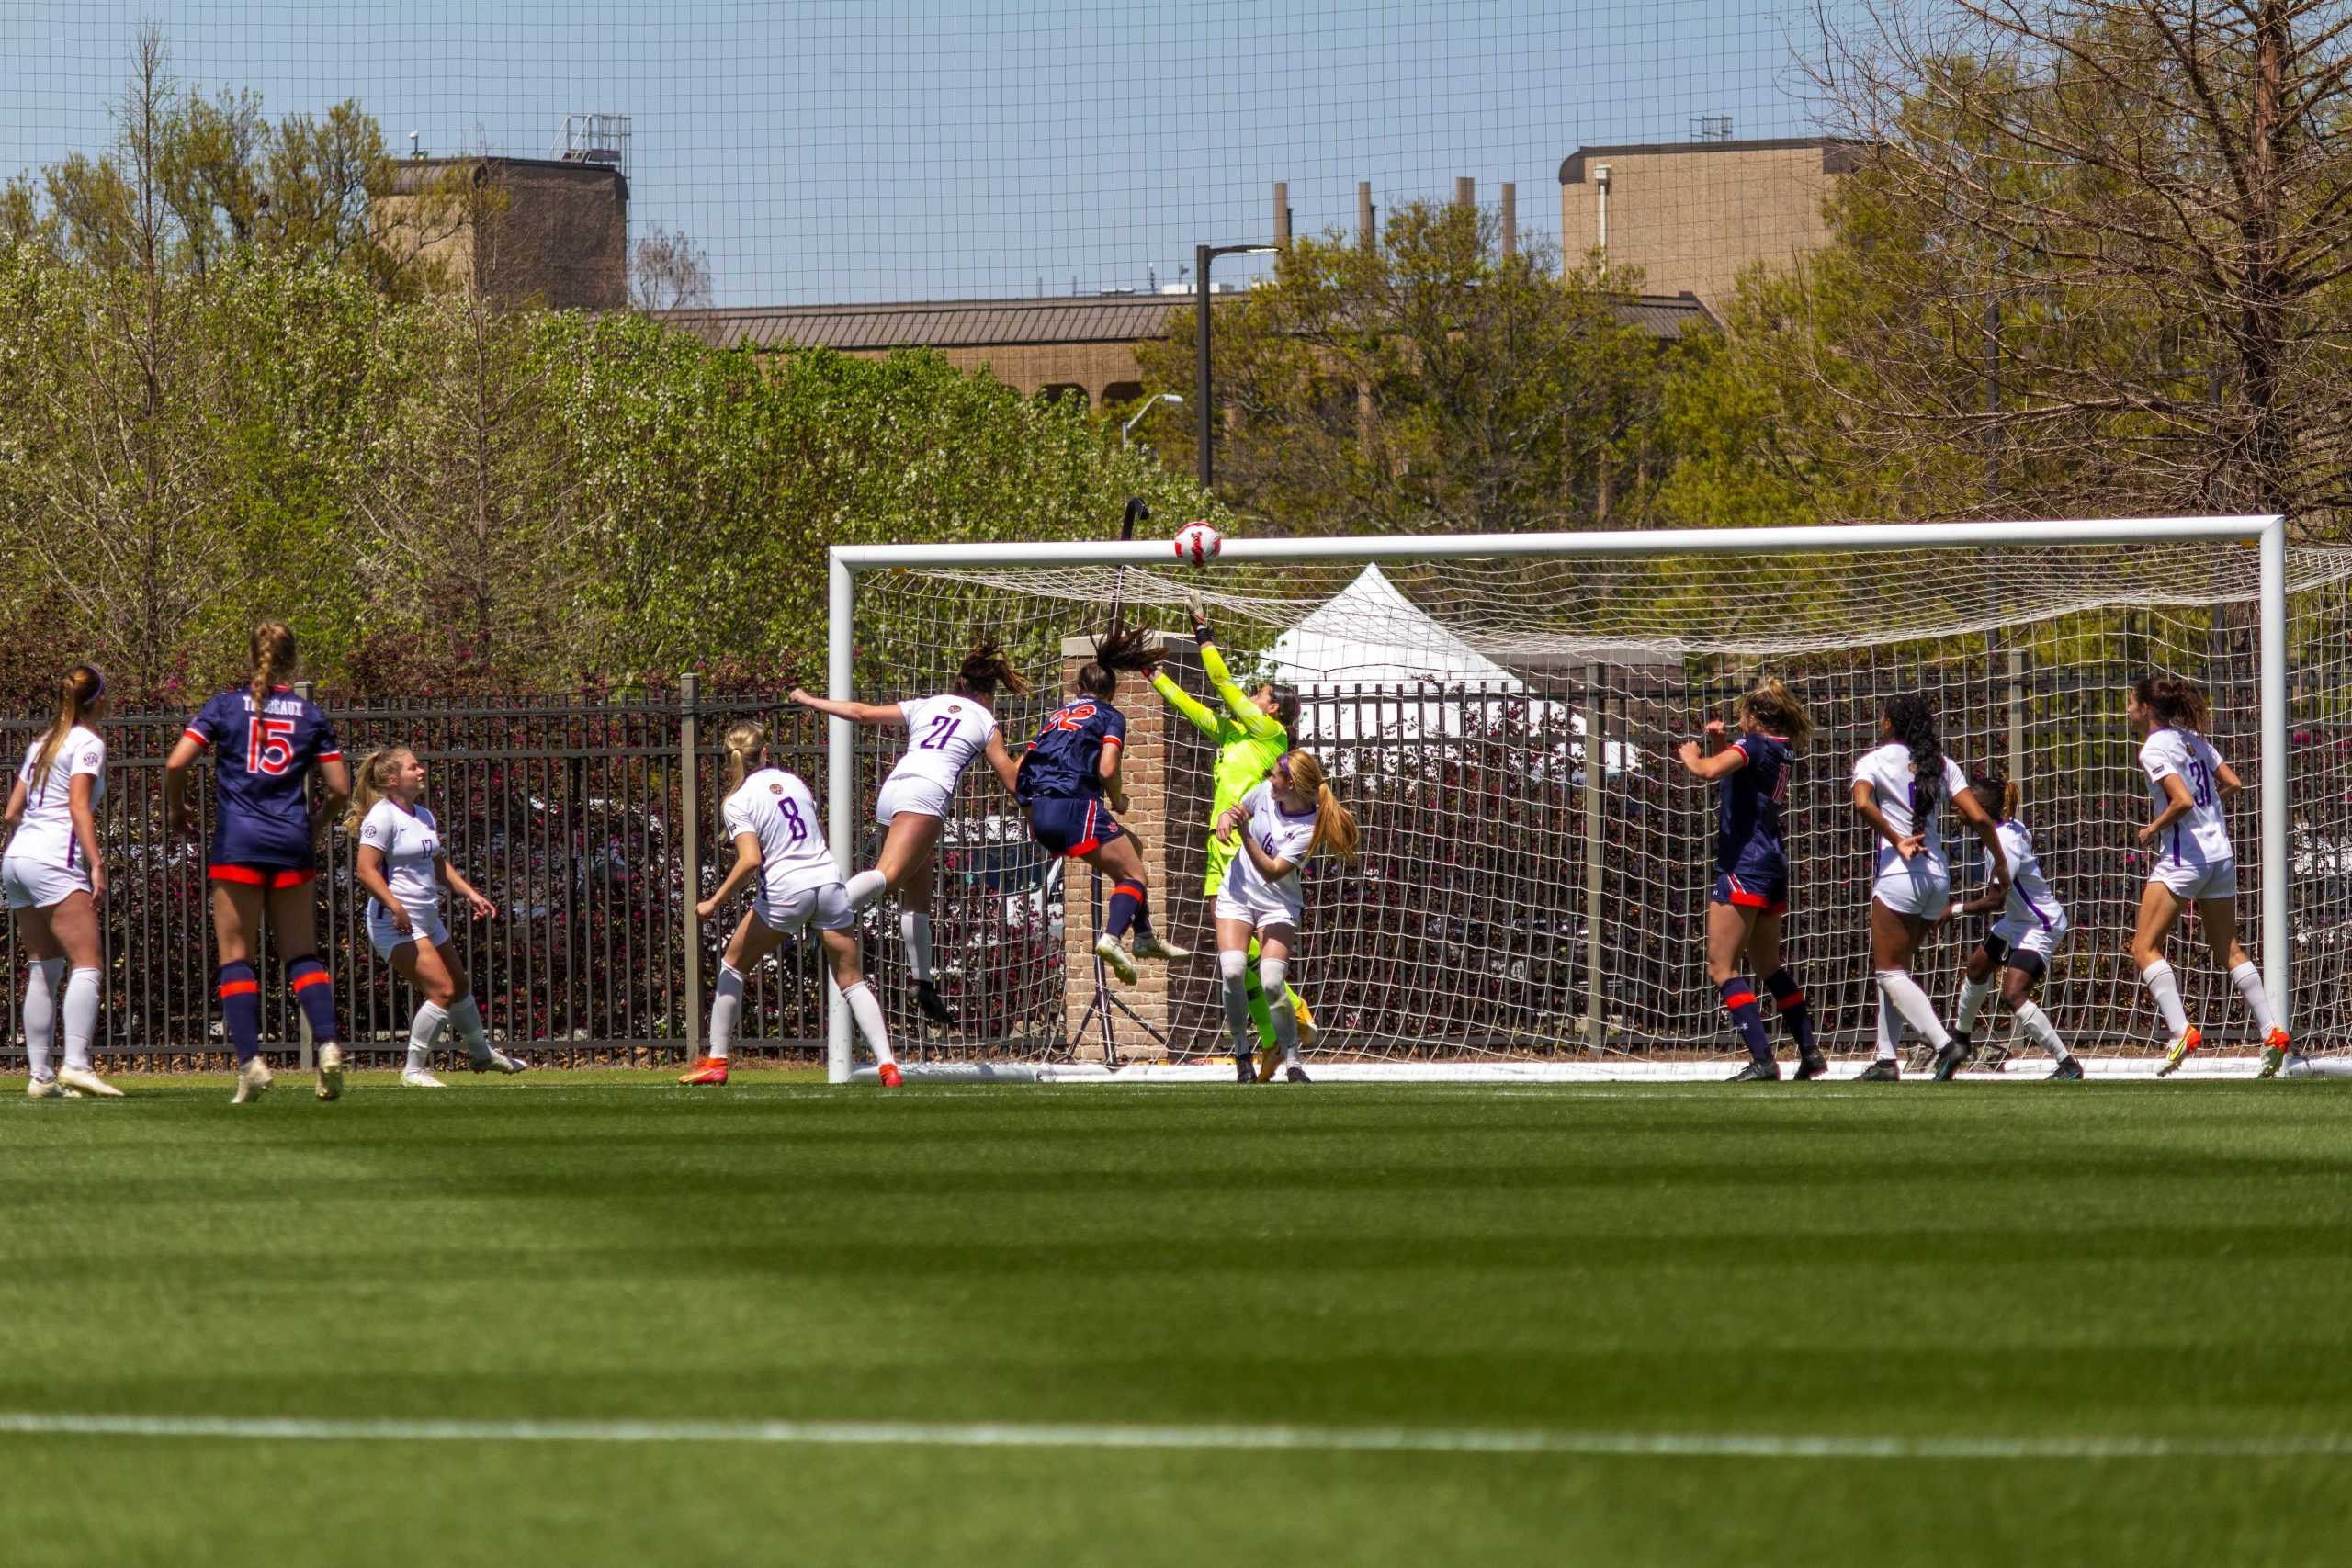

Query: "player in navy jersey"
<box><xmin>162</xmin><ymin>623</ymin><xmax>352</xmax><ymax>1105</ymax></box>
<box><xmin>1015</xmin><ymin>626</ymin><xmax>1187</xmax><ymax>984</ymax></box>
<box><xmin>1675</xmin><ymin>677</ymin><xmax>1825</xmax><ymax>1082</ymax></box>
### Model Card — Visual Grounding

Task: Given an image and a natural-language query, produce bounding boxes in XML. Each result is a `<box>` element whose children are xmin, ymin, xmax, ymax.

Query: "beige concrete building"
<box><xmin>379</xmin><ymin>155</ymin><xmax>628</xmax><ymax>310</ymax></box>
<box><xmin>1559</xmin><ymin>138</ymin><xmax>1860</xmax><ymax>313</ymax></box>
<box><xmin>660</xmin><ymin>291</ymin><xmax>1715</xmax><ymax>410</ymax></box>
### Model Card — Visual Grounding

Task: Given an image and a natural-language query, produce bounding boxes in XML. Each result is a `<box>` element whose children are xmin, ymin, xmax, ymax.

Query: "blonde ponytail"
<box><xmin>723</xmin><ymin>721</ymin><xmax>768</xmax><ymax>790</ymax></box>
<box><xmin>30</xmin><ymin>663</ymin><xmax>104</xmax><ymax>786</ymax></box>
<box><xmin>250</xmin><ymin>620</ymin><xmax>298</xmax><ymax>712</ymax></box>
<box><xmin>1279</xmin><ymin>750</ymin><xmax>1361</xmax><ymax>863</ymax></box>
<box><xmin>342</xmin><ymin>747</ymin><xmax>410</xmax><ymax>835</ymax></box>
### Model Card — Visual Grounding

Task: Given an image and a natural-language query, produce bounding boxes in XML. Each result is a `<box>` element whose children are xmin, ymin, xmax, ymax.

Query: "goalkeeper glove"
<box><xmin>1186</xmin><ymin>589</ymin><xmax>1214</xmax><ymax>647</ymax></box>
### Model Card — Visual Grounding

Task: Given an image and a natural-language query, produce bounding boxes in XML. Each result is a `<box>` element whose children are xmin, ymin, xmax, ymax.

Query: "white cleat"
<box><xmin>1092</xmin><ymin>933</ymin><xmax>1137</xmax><ymax>985</ymax></box>
<box><xmin>400</xmin><ymin>1068</ymin><xmax>448</xmax><ymax>1089</ymax></box>
<box><xmin>27</xmin><ymin>1077</ymin><xmax>82</xmax><ymax>1100</ymax></box>
<box><xmin>231</xmin><ymin>1056</ymin><xmax>274</xmax><ymax>1105</ymax></box>
<box><xmin>315</xmin><ymin>1043</ymin><xmax>345</xmax><ymax>1101</ymax></box>
<box><xmin>56</xmin><ymin>1066</ymin><xmax>124</xmax><ymax>1099</ymax></box>
<box><xmin>1130</xmin><ymin>932</ymin><xmax>1191</xmax><ymax>963</ymax></box>
<box><xmin>469</xmin><ymin>1047</ymin><xmax>527</xmax><ymax>1075</ymax></box>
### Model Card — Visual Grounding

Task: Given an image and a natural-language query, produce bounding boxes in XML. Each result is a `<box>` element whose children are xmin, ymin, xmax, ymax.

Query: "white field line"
<box><xmin>0</xmin><ymin>1411</ymin><xmax>2345</xmax><ymax>1461</ymax></box>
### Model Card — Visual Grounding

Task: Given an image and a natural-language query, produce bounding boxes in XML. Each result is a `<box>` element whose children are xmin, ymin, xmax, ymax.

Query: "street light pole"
<box><xmin>1122</xmin><ymin>391</ymin><xmax>1182</xmax><ymax>449</ymax></box>
<box><xmin>1194</xmin><ymin>241</ymin><xmax>1278</xmax><ymax>492</ymax></box>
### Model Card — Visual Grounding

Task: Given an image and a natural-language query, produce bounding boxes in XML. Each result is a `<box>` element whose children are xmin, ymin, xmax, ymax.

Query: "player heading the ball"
<box><xmin>1015</xmin><ymin>626</ymin><xmax>1189</xmax><ymax>985</ymax></box>
<box><xmin>789</xmin><ymin>639</ymin><xmax>1027</xmax><ymax>1029</ymax></box>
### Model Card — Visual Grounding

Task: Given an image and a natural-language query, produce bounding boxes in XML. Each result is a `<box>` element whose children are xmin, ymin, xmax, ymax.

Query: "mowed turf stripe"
<box><xmin>2</xmin><ymin>1411</ymin><xmax>2346</xmax><ymax>1460</ymax></box>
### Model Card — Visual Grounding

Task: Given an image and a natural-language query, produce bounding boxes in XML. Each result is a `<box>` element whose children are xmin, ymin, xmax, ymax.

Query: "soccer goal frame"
<box><xmin>823</xmin><ymin>515</ymin><xmax>2290</xmax><ymax>1083</ymax></box>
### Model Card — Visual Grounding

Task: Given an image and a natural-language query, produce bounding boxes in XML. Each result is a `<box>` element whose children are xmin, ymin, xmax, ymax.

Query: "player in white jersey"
<box><xmin>2123</xmin><ymin>675</ymin><xmax>2291</xmax><ymax>1076</ymax></box>
<box><xmin>1938</xmin><ymin>771</ymin><xmax>2080</xmax><ymax>1081</ymax></box>
<box><xmin>1847</xmin><ymin>692</ymin><xmax>2007</xmax><ymax>1081</ymax></box>
<box><xmin>346</xmin><ymin>747</ymin><xmax>524</xmax><ymax>1088</ymax></box>
<box><xmin>1211</xmin><ymin>750</ymin><xmax>1360</xmax><ymax>1084</ymax></box>
<box><xmin>788</xmin><ymin>641</ymin><xmax>1024</xmax><ymax>1029</ymax></box>
<box><xmin>4</xmin><ymin>664</ymin><xmax>121</xmax><ymax>1100</ymax></box>
<box><xmin>679</xmin><ymin>722</ymin><xmax>900</xmax><ymax>1088</ymax></box>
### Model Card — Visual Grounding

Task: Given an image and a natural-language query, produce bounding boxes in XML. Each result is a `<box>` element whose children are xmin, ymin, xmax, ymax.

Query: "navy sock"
<box><xmin>1719</xmin><ymin>977</ymin><xmax>1772</xmax><ymax>1066</ymax></box>
<box><xmin>287</xmin><ymin>956</ymin><xmax>340</xmax><ymax>1043</ymax></box>
<box><xmin>1106</xmin><ymin>881</ymin><xmax>1146</xmax><ymax>941</ymax></box>
<box><xmin>1764</xmin><ymin>968</ymin><xmax>1816</xmax><ymax>1052</ymax></box>
<box><xmin>218</xmin><ymin>961</ymin><xmax>262</xmax><ymax>1063</ymax></box>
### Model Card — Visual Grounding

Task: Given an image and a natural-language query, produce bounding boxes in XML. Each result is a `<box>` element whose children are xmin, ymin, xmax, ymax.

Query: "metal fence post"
<box><xmin>680</xmin><ymin>673</ymin><xmax>702</xmax><ymax>1063</ymax></box>
<box><xmin>292</xmin><ymin>679</ymin><xmax>317</xmax><ymax>1074</ymax></box>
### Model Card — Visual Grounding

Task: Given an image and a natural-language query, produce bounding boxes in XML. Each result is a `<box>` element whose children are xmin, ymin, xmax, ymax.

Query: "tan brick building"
<box><xmin>659</xmin><ymin>291</ymin><xmax>1714</xmax><ymax>410</ymax></box>
<box><xmin>1559</xmin><ymin>138</ymin><xmax>1860</xmax><ymax>313</ymax></box>
<box><xmin>379</xmin><ymin>155</ymin><xmax>628</xmax><ymax>310</ymax></box>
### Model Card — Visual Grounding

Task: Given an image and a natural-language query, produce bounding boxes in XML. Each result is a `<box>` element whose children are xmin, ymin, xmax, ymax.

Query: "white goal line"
<box><xmin>843</xmin><ymin>1057</ymin><xmax>2291</xmax><ymax>1085</ymax></box>
<box><xmin>2</xmin><ymin>1410</ymin><xmax>2343</xmax><ymax>1461</ymax></box>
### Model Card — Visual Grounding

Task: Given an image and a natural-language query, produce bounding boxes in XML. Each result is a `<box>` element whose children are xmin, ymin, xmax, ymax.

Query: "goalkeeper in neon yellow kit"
<box><xmin>1152</xmin><ymin>592</ymin><xmax>1318</xmax><ymax>1080</ymax></box>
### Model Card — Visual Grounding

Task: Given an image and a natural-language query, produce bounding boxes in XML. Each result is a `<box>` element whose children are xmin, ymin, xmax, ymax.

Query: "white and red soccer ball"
<box><xmin>1172</xmin><ymin>520</ymin><xmax>1223</xmax><ymax>567</ymax></box>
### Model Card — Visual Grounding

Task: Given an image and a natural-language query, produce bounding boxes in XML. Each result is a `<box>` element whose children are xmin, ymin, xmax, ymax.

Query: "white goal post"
<box><xmin>824</xmin><ymin>516</ymin><xmax>2302</xmax><ymax>1083</ymax></box>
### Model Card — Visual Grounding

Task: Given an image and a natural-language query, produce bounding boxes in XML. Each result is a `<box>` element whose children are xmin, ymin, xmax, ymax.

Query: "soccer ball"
<box><xmin>1172</xmin><ymin>520</ymin><xmax>1223</xmax><ymax>567</ymax></box>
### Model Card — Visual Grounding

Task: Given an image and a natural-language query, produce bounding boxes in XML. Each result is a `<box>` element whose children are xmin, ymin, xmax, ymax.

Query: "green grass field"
<box><xmin>6</xmin><ymin>1072</ymin><xmax>2349</xmax><ymax>1566</ymax></box>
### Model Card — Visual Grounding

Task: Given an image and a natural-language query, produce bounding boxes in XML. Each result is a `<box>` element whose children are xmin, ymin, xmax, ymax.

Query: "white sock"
<box><xmin>23</xmin><ymin>957</ymin><xmax>63</xmax><ymax>1081</ymax></box>
<box><xmin>2141</xmin><ymin>961</ymin><xmax>2189</xmax><ymax>1035</ymax></box>
<box><xmin>62</xmin><ymin>966</ymin><xmax>100</xmax><ymax>1072</ymax></box>
<box><xmin>901</xmin><ymin>912</ymin><xmax>933</xmax><ymax>982</ymax></box>
<box><xmin>1261</xmin><ymin>958</ymin><xmax>1300</xmax><ymax>1065</ymax></box>
<box><xmin>708</xmin><ymin>962</ymin><xmax>744</xmax><ymax>1060</ymax></box>
<box><xmin>405</xmin><ymin>1000</ymin><xmax>449</xmax><ymax>1074</ymax></box>
<box><xmin>2010</xmin><ymin>999</ymin><xmax>2068</xmax><ymax>1061</ymax></box>
<box><xmin>844</xmin><ymin>869</ymin><xmax>887</xmax><ymax>910</ymax></box>
<box><xmin>1953</xmin><ymin>976</ymin><xmax>1992</xmax><ymax>1039</ymax></box>
<box><xmin>447</xmin><ymin>995</ymin><xmax>490</xmax><ymax>1055</ymax></box>
<box><xmin>840</xmin><ymin>979</ymin><xmax>895</xmax><ymax>1067</ymax></box>
<box><xmin>1219</xmin><ymin>951</ymin><xmax>1254</xmax><ymax>1055</ymax></box>
<box><xmin>2228</xmin><ymin>962</ymin><xmax>2279</xmax><ymax>1036</ymax></box>
<box><xmin>1875</xmin><ymin>970</ymin><xmax>1950</xmax><ymax>1051</ymax></box>
<box><xmin>1873</xmin><ymin>988</ymin><xmax>1902</xmax><ymax>1062</ymax></box>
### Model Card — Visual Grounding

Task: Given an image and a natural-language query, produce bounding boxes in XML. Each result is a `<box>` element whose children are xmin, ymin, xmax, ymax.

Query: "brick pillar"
<box><xmin>1058</xmin><ymin>635</ymin><xmax>1196</xmax><ymax>1061</ymax></box>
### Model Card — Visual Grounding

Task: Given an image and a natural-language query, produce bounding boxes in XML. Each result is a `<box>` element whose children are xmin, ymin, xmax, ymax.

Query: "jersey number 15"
<box><xmin>247</xmin><ymin>716</ymin><xmax>299</xmax><ymax>776</ymax></box>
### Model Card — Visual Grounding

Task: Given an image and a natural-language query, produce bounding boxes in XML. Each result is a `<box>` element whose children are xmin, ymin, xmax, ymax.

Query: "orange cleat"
<box><xmin>678</xmin><ymin>1057</ymin><xmax>729</xmax><ymax>1087</ymax></box>
<box><xmin>877</xmin><ymin>1062</ymin><xmax>904</xmax><ymax>1088</ymax></box>
<box><xmin>2155</xmin><ymin>1027</ymin><xmax>2202</xmax><ymax>1078</ymax></box>
<box><xmin>2257</xmin><ymin>1027</ymin><xmax>2293</xmax><ymax>1079</ymax></box>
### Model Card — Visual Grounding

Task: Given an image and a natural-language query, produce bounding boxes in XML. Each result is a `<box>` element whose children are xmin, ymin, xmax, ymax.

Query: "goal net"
<box><xmin>824</xmin><ymin>520</ymin><xmax>2352</xmax><ymax>1079</ymax></box>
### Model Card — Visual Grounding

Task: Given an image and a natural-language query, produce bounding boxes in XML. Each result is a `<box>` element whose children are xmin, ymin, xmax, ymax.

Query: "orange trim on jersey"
<box><xmin>1100</xmin><ymin>735</ymin><xmax>1123</xmax><ymax>749</ymax></box>
<box><xmin>217</xmin><ymin>980</ymin><xmax>259</xmax><ymax>998</ymax></box>
<box><xmin>316</xmin><ymin>750</ymin><xmax>343</xmax><ymax>764</ymax></box>
<box><xmin>289</xmin><ymin>970</ymin><xmax>332</xmax><ymax>993</ymax></box>
<box><xmin>182</xmin><ymin>727</ymin><xmax>210</xmax><ymax>748</ymax></box>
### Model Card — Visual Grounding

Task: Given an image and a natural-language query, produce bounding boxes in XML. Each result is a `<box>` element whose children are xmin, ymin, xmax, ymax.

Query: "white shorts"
<box><xmin>1</xmin><ymin>855</ymin><xmax>90</xmax><ymax>910</ymax></box>
<box><xmin>2149</xmin><ymin>856</ymin><xmax>2237</xmax><ymax>901</ymax></box>
<box><xmin>876</xmin><ymin>774</ymin><xmax>953</xmax><ymax>826</ymax></box>
<box><xmin>1989</xmin><ymin>909</ymin><xmax>2070</xmax><ymax>964</ymax></box>
<box><xmin>368</xmin><ymin>901</ymin><xmax>451</xmax><ymax>959</ymax></box>
<box><xmin>1871</xmin><ymin>863</ymin><xmax>1951</xmax><ymax>919</ymax></box>
<box><xmin>755</xmin><ymin>880</ymin><xmax>854</xmax><ymax>936</ymax></box>
<box><xmin>1215</xmin><ymin>882</ymin><xmax>1303</xmax><ymax>932</ymax></box>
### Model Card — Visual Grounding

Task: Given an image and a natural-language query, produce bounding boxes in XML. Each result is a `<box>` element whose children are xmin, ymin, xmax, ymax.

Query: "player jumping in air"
<box><xmin>1939</xmin><ymin>769</ymin><xmax>2080</xmax><ymax>1081</ymax></box>
<box><xmin>1673</xmin><ymin>676</ymin><xmax>1825</xmax><ymax>1083</ymax></box>
<box><xmin>2125</xmin><ymin>674</ymin><xmax>2291</xmax><ymax>1077</ymax></box>
<box><xmin>347</xmin><ymin>747</ymin><xmax>526</xmax><ymax>1088</ymax></box>
<box><xmin>680</xmin><ymin>722</ymin><xmax>901</xmax><ymax>1089</ymax></box>
<box><xmin>4</xmin><ymin>663</ymin><xmax>121</xmax><ymax>1100</ymax></box>
<box><xmin>788</xmin><ymin>641</ymin><xmax>1025</xmax><ymax>1029</ymax></box>
<box><xmin>163</xmin><ymin>623</ymin><xmax>352</xmax><ymax>1105</ymax></box>
<box><xmin>1213</xmin><ymin>750</ymin><xmax>1360</xmax><ymax>1084</ymax></box>
<box><xmin>1152</xmin><ymin>591</ymin><xmax>1317</xmax><ymax>1079</ymax></box>
<box><xmin>1016</xmin><ymin>626</ymin><xmax>1188</xmax><ymax>986</ymax></box>
<box><xmin>1849</xmin><ymin>692</ymin><xmax>2008</xmax><ymax>1081</ymax></box>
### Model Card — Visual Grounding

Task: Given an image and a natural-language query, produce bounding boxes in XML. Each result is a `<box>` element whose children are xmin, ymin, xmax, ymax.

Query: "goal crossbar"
<box><xmin>824</xmin><ymin>515</ymin><xmax>2291</xmax><ymax>1082</ymax></box>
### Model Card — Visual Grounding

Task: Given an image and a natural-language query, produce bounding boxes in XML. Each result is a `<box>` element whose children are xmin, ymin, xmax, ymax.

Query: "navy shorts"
<box><xmin>1713</xmin><ymin>866</ymin><xmax>1788</xmax><ymax>914</ymax></box>
<box><xmin>1026</xmin><ymin>795</ymin><xmax>1125</xmax><ymax>859</ymax></box>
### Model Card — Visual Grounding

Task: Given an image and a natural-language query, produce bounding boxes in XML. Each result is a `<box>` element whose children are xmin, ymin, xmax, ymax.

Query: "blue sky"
<box><xmin>3</xmin><ymin>1</ymin><xmax>1821</xmax><ymax>305</ymax></box>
